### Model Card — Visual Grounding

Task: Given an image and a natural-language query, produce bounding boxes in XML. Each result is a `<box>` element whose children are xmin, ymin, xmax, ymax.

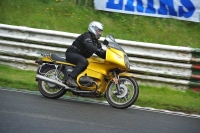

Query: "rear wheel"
<box><xmin>105</xmin><ymin>76</ymin><xmax>139</xmax><ymax>109</ymax></box>
<box><xmin>38</xmin><ymin>67</ymin><xmax>67</xmax><ymax>99</ymax></box>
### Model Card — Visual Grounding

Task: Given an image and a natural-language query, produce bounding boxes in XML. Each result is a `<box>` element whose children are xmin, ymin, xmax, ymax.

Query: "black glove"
<box><xmin>96</xmin><ymin>49</ymin><xmax>106</xmax><ymax>59</ymax></box>
<box><xmin>96</xmin><ymin>48</ymin><xmax>102</xmax><ymax>53</ymax></box>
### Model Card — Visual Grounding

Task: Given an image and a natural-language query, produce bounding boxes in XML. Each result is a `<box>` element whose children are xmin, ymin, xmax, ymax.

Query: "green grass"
<box><xmin>135</xmin><ymin>85</ymin><xmax>200</xmax><ymax>114</ymax></box>
<box><xmin>0</xmin><ymin>64</ymin><xmax>199</xmax><ymax>114</ymax></box>
<box><xmin>0</xmin><ymin>0</ymin><xmax>200</xmax><ymax>48</ymax></box>
<box><xmin>0</xmin><ymin>64</ymin><xmax>38</xmax><ymax>91</ymax></box>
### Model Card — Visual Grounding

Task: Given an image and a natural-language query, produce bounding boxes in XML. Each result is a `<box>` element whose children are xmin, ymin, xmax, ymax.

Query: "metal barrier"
<box><xmin>0</xmin><ymin>24</ymin><xmax>199</xmax><ymax>90</ymax></box>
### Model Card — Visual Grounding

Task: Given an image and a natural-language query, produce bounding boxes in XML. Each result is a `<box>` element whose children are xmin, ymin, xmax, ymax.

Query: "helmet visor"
<box><xmin>97</xmin><ymin>29</ymin><xmax>103</xmax><ymax>37</ymax></box>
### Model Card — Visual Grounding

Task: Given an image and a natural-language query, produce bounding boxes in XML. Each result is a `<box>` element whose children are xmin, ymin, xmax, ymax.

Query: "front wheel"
<box><xmin>105</xmin><ymin>76</ymin><xmax>139</xmax><ymax>109</ymax></box>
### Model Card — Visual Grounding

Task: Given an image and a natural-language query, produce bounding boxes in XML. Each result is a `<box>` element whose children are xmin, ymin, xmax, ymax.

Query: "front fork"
<box><xmin>112</xmin><ymin>71</ymin><xmax>120</xmax><ymax>95</ymax></box>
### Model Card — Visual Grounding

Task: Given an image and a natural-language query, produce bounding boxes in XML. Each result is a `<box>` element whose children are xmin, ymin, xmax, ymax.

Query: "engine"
<box><xmin>78</xmin><ymin>75</ymin><xmax>94</xmax><ymax>87</ymax></box>
<box><xmin>64</xmin><ymin>66</ymin><xmax>94</xmax><ymax>87</ymax></box>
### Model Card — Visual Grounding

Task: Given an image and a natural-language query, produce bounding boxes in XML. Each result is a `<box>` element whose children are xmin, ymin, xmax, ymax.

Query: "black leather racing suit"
<box><xmin>65</xmin><ymin>32</ymin><xmax>106</xmax><ymax>79</ymax></box>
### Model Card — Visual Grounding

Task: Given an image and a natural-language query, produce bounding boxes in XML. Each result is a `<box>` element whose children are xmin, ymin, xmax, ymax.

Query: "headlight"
<box><xmin>124</xmin><ymin>54</ymin><xmax>130</xmax><ymax>69</ymax></box>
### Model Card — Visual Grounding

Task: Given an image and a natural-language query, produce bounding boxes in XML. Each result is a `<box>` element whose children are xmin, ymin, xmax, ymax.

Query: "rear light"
<box><xmin>35</xmin><ymin>59</ymin><xmax>43</xmax><ymax>65</ymax></box>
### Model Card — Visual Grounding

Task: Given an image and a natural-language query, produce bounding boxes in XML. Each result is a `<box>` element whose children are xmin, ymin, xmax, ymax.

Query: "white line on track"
<box><xmin>1</xmin><ymin>87</ymin><xmax>200</xmax><ymax>119</ymax></box>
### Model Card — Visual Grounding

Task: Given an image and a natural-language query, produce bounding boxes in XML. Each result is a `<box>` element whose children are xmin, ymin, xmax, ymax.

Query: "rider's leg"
<box><xmin>65</xmin><ymin>52</ymin><xmax>88</xmax><ymax>87</ymax></box>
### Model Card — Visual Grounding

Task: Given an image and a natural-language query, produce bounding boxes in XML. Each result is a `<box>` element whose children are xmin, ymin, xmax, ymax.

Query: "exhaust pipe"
<box><xmin>35</xmin><ymin>74</ymin><xmax>98</xmax><ymax>94</ymax></box>
<box><xmin>36</xmin><ymin>74</ymin><xmax>68</xmax><ymax>88</ymax></box>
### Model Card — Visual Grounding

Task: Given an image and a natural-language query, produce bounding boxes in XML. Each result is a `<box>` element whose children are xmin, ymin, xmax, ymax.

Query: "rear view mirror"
<box><xmin>103</xmin><ymin>39</ymin><xmax>108</xmax><ymax>46</ymax></box>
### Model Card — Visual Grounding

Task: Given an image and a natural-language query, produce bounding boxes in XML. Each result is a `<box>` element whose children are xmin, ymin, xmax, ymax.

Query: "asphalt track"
<box><xmin>0</xmin><ymin>88</ymin><xmax>199</xmax><ymax>133</ymax></box>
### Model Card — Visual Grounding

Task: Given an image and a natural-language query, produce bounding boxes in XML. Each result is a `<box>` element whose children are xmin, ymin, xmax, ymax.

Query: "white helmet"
<box><xmin>88</xmin><ymin>21</ymin><xmax>103</xmax><ymax>39</ymax></box>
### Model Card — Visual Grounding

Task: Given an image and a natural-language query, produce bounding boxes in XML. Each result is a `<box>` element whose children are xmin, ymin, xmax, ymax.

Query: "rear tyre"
<box><xmin>38</xmin><ymin>67</ymin><xmax>67</xmax><ymax>99</ymax></box>
<box><xmin>105</xmin><ymin>76</ymin><xmax>139</xmax><ymax>109</ymax></box>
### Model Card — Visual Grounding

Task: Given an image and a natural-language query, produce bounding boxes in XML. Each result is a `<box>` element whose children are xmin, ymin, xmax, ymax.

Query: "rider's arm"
<box><xmin>83</xmin><ymin>33</ymin><xmax>98</xmax><ymax>53</ymax></box>
<box><xmin>95</xmin><ymin>42</ymin><xmax>106</xmax><ymax>59</ymax></box>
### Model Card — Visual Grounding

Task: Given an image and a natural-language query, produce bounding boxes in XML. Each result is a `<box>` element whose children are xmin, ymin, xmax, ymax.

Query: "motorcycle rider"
<box><xmin>65</xmin><ymin>21</ymin><xmax>106</xmax><ymax>87</ymax></box>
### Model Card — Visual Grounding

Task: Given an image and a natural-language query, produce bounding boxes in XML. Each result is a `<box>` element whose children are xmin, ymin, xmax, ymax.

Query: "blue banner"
<box><xmin>94</xmin><ymin>0</ymin><xmax>200</xmax><ymax>22</ymax></box>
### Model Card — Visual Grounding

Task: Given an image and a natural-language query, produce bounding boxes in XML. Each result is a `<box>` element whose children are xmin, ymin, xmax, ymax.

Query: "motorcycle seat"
<box><xmin>51</xmin><ymin>53</ymin><xmax>66</xmax><ymax>62</ymax></box>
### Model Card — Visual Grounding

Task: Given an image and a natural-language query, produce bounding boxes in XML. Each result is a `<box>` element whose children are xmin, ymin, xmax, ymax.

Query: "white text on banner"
<box><xmin>94</xmin><ymin>0</ymin><xmax>200</xmax><ymax>22</ymax></box>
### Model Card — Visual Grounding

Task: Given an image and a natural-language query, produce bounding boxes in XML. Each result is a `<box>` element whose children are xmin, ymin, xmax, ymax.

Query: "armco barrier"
<box><xmin>0</xmin><ymin>24</ymin><xmax>199</xmax><ymax>90</ymax></box>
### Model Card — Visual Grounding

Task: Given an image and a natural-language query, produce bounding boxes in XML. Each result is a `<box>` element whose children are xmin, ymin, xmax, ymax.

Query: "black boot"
<box><xmin>66</xmin><ymin>76</ymin><xmax>78</xmax><ymax>88</ymax></box>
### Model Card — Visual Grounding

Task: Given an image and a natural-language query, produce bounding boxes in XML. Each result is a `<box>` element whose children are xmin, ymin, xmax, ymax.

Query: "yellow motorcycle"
<box><xmin>35</xmin><ymin>34</ymin><xmax>139</xmax><ymax>109</ymax></box>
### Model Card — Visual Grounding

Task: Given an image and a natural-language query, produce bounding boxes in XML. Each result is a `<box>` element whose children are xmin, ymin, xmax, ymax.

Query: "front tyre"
<box><xmin>105</xmin><ymin>76</ymin><xmax>139</xmax><ymax>109</ymax></box>
<box><xmin>38</xmin><ymin>67</ymin><xmax>67</xmax><ymax>99</ymax></box>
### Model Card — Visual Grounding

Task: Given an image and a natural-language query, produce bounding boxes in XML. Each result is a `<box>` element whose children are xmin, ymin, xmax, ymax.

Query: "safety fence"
<box><xmin>0</xmin><ymin>24</ymin><xmax>199</xmax><ymax>91</ymax></box>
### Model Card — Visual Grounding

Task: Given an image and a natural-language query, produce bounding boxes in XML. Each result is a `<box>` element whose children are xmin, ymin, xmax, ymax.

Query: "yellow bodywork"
<box><xmin>42</xmin><ymin>47</ymin><xmax>131</xmax><ymax>93</ymax></box>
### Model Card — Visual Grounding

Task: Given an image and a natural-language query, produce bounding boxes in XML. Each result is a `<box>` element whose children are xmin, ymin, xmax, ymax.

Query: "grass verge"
<box><xmin>0</xmin><ymin>64</ymin><xmax>199</xmax><ymax>114</ymax></box>
<box><xmin>0</xmin><ymin>0</ymin><xmax>200</xmax><ymax>48</ymax></box>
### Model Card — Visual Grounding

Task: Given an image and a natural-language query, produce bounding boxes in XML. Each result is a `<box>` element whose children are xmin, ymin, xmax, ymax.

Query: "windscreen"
<box><xmin>105</xmin><ymin>34</ymin><xmax>124</xmax><ymax>52</ymax></box>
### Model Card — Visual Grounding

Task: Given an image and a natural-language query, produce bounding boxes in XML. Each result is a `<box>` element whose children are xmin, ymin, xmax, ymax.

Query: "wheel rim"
<box><xmin>116</xmin><ymin>84</ymin><xmax>128</xmax><ymax>98</ymax></box>
<box><xmin>42</xmin><ymin>69</ymin><xmax>64</xmax><ymax>94</ymax></box>
<box><xmin>108</xmin><ymin>78</ymin><xmax>135</xmax><ymax>105</ymax></box>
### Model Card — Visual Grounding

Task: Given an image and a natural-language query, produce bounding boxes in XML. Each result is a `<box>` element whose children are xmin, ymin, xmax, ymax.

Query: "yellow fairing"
<box><xmin>106</xmin><ymin>48</ymin><xmax>127</xmax><ymax>69</ymax></box>
<box><xmin>119</xmin><ymin>73</ymin><xmax>133</xmax><ymax>77</ymax></box>
<box><xmin>42</xmin><ymin>56</ymin><xmax>75</xmax><ymax>66</ymax></box>
<box><xmin>76</xmin><ymin>48</ymin><xmax>129</xmax><ymax>93</ymax></box>
<box><xmin>81</xmin><ymin>48</ymin><xmax>128</xmax><ymax>76</ymax></box>
<box><xmin>41</xmin><ymin>56</ymin><xmax>51</xmax><ymax>62</ymax></box>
